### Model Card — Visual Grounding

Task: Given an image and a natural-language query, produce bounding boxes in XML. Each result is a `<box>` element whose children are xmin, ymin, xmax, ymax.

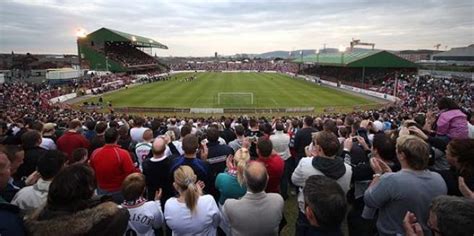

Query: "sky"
<box><xmin>0</xmin><ymin>0</ymin><xmax>473</xmax><ymax>57</ymax></box>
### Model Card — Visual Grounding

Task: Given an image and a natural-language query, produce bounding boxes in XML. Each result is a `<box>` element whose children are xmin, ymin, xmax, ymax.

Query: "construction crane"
<box><xmin>350</xmin><ymin>39</ymin><xmax>375</xmax><ymax>51</ymax></box>
<box><xmin>434</xmin><ymin>44</ymin><xmax>441</xmax><ymax>50</ymax></box>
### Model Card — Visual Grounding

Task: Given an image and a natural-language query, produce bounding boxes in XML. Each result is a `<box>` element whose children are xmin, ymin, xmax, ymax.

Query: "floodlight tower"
<box><xmin>76</xmin><ymin>28</ymin><xmax>87</xmax><ymax>70</ymax></box>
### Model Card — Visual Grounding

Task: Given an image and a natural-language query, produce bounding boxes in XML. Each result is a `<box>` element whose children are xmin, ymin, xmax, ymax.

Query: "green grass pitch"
<box><xmin>86</xmin><ymin>72</ymin><xmax>375</xmax><ymax>109</ymax></box>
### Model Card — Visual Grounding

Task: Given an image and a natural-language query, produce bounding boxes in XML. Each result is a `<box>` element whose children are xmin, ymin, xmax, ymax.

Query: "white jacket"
<box><xmin>12</xmin><ymin>178</ymin><xmax>51</xmax><ymax>214</ymax></box>
<box><xmin>291</xmin><ymin>157</ymin><xmax>352</xmax><ymax>213</ymax></box>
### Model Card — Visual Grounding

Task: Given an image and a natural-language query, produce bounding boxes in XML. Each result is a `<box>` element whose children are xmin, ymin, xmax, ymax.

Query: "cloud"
<box><xmin>0</xmin><ymin>0</ymin><xmax>472</xmax><ymax>56</ymax></box>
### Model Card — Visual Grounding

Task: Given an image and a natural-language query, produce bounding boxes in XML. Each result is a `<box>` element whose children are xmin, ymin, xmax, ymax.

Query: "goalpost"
<box><xmin>217</xmin><ymin>92</ymin><xmax>254</xmax><ymax>106</ymax></box>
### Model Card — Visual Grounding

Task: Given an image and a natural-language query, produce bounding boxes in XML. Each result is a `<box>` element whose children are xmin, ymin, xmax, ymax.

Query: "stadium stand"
<box><xmin>77</xmin><ymin>28</ymin><xmax>169</xmax><ymax>73</ymax></box>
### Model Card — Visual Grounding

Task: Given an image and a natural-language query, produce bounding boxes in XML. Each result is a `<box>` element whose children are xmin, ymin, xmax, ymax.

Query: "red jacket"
<box><xmin>257</xmin><ymin>154</ymin><xmax>284</xmax><ymax>194</ymax></box>
<box><xmin>57</xmin><ymin>131</ymin><xmax>90</xmax><ymax>161</ymax></box>
<box><xmin>90</xmin><ymin>144</ymin><xmax>139</xmax><ymax>192</ymax></box>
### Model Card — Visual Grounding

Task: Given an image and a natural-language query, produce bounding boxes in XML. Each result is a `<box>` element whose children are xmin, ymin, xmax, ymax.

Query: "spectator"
<box><xmin>83</xmin><ymin>120</ymin><xmax>97</xmax><ymax>141</ymax></box>
<box><xmin>89</xmin><ymin>121</ymin><xmax>107</xmax><ymax>154</ymax></box>
<box><xmin>70</xmin><ymin>147</ymin><xmax>88</xmax><ymax>164</ymax></box>
<box><xmin>117</xmin><ymin>125</ymin><xmax>132</xmax><ymax>150</ymax></box>
<box><xmin>206</xmin><ymin>127</ymin><xmax>234</xmax><ymax>198</ymax></box>
<box><xmin>292</xmin><ymin>131</ymin><xmax>352</xmax><ymax>235</ymax></box>
<box><xmin>0</xmin><ymin>152</ymin><xmax>25</xmax><ymax>235</ymax></box>
<box><xmin>90</xmin><ymin>128</ymin><xmax>138</xmax><ymax>203</ymax></box>
<box><xmin>121</xmin><ymin>173</ymin><xmax>164</xmax><ymax>236</ymax></box>
<box><xmin>403</xmin><ymin>196</ymin><xmax>474</xmax><ymax>236</ymax></box>
<box><xmin>164</xmin><ymin>166</ymin><xmax>221</xmax><ymax>235</ymax></box>
<box><xmin>220</xmin><ymin>119</ymin><xmax>236</xmax><ymax>144</ymax></box>
<box><xmin>11</xmin><ymin>150</ymin><xmax>66</xmax><ymax>214</ymax></box>
<box><xmin>270</xmin><ymin>122</ymin><xmax>291</xmax><ymax>199</ymax></box>
<box><xmin>56</xmin><ymin>119</ymin><xmax>90</xmax><ymax>162</ymax></box>
<box><xmin>24</xmin><ymin>164</ymin><xmax>129</xmax><ymax>235</ymax></box>
<box><xmin>0</xmin><ymin>145</ymin><xmax>24</xmax><ymax>202</ymax></box>
<box><xmin>170</xmin><ymin>134</ymin><xmax>211</xmax><ymax>194</ymax></box>
<box><xmin>228</xmin><ymin>124</ymin><xmax>245</xmax><ymax>152</ymax></box>
<box><xmin>245</xmin><ymin>118</ymin><xmax>263</xmax><ymax>158</ymax></box>
<box><xmin>222</xmin><ymin>161</ymin><xmax>284</xmax><ymax>235</ymax></box>
<box><xmin>346</xmin><ymin>133</ymin><xmax>399</xmax><ymax>236</ymax></box>
<box><xmin>135</xmin><ymin>128</ymin><xmax>154</xmax><ymax>170</ymax></box>
<box><xmin>364</xmin><ymin>135</ymin><xmax>447</xmax><ymax>236</ymax></box>
<box><xmin>294</xmin><ymin>116</ymin><xmax>318</xmax><ymax>161</ymax></box>
<box><xmin>434</xmin><ymin>97</ymin><xmax>469</xmax><ymax>139</ymax></box>
<box><xmin>165</xmin><ymin>125</ymin><xmax>192</xmax><ymax>157</ymax></box>
<box><xmin>215</xmin><ymin>148</ymin><xmax>250</xmax><ymax>206</ymax></box>
<box><xmin>437</xmin><ymin>139</ymin><xmax>474</xmax><ymax>196</ymax></box>
<box><xmin>40</xmin><ymin>123</ymin><xmax>57</xmax><ymax>150</ymax></box>
<box><xmin>15</xmin><ymin>130</ymin><xmax>47</xmax><ymax>180</ymax></box>
<box><xmin>142</xmin><ymin>137</ymin><xmax>174</xmax><ymax>206</ymax></box>
<box><xmin>256</xmin><ymin>138</ymin><xmax>284</xmax><ymax>194</ymax></box>
<box><xmin>303</xmin><ymin>175</ymin><xmax>347</xmax><ymax>236</ymax></box>
<box><xmin>130</xmin><ymin>116</ymin><xmax>148</xmax><ymax>143</ymax></box>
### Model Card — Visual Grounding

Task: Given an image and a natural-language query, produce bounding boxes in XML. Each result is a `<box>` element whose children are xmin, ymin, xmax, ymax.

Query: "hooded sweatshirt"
<box><xmin>436</xmin><ymin>109</ymin><xmax>468</xmax><ymax>139</ymax></box>
<box><xmin>291</xmin><ymin>156</ymin><xmax>352</xmax><ymax>213</ymax></box>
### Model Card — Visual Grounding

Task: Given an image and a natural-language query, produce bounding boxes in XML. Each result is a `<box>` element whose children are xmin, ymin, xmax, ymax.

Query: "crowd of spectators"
<box><xmin>170</xmin><ymin>61</ymin><xmax>299</xmax><ymax>74</ymax></box>
<box><xmin>0</xmin><ymin>92</ymin><xmax>473</xmax><ymax>235</ymax></box>
<box><xmin>105</xmin><ymin>42</ymin><xmax>158</xmax><ymax>67</ymax></box>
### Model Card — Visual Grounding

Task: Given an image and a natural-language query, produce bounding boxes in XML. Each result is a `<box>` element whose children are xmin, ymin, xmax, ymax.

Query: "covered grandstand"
<box><xmin>431</xmin><ymin>44</ymin><xmax>474</xmax><ymax>64</ymax></box>
<box><xmin>77</xmin><ymin>27</ymin><xmax>168</xmax><ymax>73</ymax></box>
<box><xmin>295</xmin><ymin>50</ymin><xmax>418</xmax><ymax>88</ymax></box>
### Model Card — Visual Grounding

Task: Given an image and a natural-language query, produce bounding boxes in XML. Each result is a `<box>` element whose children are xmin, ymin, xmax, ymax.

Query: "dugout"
<box><xmin>77</xmin><ymin>27</ymin><xmax>168</xmax><ymax>73</ymax></box>
<box><xmin>294</xmin><ymin>50</ymin><xmax>418</xmax><ymax>86</ymax></box>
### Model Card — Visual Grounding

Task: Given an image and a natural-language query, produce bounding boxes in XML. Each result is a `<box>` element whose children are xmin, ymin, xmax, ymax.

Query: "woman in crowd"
<box><xmin>437</xmin><ymin>139</ymin><xmax>474</xmax><ymax>196</ymax></box>
<box><xmin>215</xmin><ymin>148</ymin><xmax>250</xmax><ymax>206</ymax></box>
<box><xmin>24</xmin><ymin>164</ymin><xmax>129</xmax><ymax>235</ymax></box>
<box><xmin>164</xmin><ymin>166</ymin><xmax>221</xmax><ymax>236</ymax></box>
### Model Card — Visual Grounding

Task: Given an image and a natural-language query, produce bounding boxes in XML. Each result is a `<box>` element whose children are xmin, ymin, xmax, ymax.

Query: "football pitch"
<box><xmin>85</xmin><ymin>72</ymin><xmax>377</xmax><ymax>109</ymax></box>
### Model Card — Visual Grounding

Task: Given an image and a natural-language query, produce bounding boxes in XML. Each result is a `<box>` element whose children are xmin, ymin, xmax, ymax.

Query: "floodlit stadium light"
<box><xmin>338</xmin><ymin>45</ymin><xmax>346</xmax><ymax>53</ymax></box>
<box><xmin>339</xmin><ymin>45</ymin><xmax>345</xmax><ymax>64</ymax></box>
<box><xmin>76</xmin><ymin>28</ymin><xmax>87</xmax><ymax>38</ymax></box>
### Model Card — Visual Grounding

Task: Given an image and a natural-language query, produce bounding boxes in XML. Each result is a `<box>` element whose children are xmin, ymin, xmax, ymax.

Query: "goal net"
<box><xmin>217</xmin><ymin>92</ymin><xmax>254</xmax><ymax>106</ymax></box>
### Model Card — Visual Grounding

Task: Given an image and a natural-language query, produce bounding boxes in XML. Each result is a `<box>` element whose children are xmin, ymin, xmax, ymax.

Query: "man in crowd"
<box><xmin>228</xmin><ymin>125</ymin><xmax>245</xmax><ymax>152</ymax></box>
<box><xmin>56</xmin><ymin>119</ymin><xmax>90</xmax><ymax>162</ymax></box>
<box><xmin>165</xmin><ymin>124</ymin><xmax>192</xmax><ymax>157</ymax></box>
<box><xmin>15</xmin><ymin>130</ymin><xmax>47</xmax><ymax>180</ymax></box>
<box><xmin>270</xmin><ymin>122</ymin><xmax>291</xmax><ymax>199</ymax></box>
<box><xmin>404</xmin><ymin>196</ymin><xmax>474</xmax><ymax>236</ymax></box>
<box><xmin>170</xmin><ymin>134</ymin><xmax>211</xmax><ymax>194</ymax></box>
<box><xmin>292</xmin><ymin>131</ymin><xmax>352</xmax><ymax>235</ymax></box>
<box><xmin>220</xmin><ymin>119</ymin><xmax>236</xmax><ymax>144</ymax></box>
<box><xmin>11</xmin><ymin>150</ymin><xmax>66</xmax><ymax>214</ymax></box>
<box><xmin>142</xmin><ymin>137</ymin><xmax>174</xmax><ymax>208</ymax></box>
<box><xmin>89</xmin><ymin>121</ymin><xmax>107</xmax><ymax>154</ymax></box>
<box><xmin>90</xmin><ymin>128</ymin><xmax>138</xmax><ymax>203</ymax></box>
<box><xmin>206</xmin><ymin>127</ymin><xmax>234</xmax><ymax>189</ymax></box>
<box><xmin>0</xmin><ymin>152</ymin><xmax>25</xmax><ymax>235</ymax></box>
<box><xmin>303</xmin><ymin>175</ymin><xmax>348</xmax><ymax>236</ymax></box>
<box><xmin>223</xmin><ymin>161</ymin><xmax>284</xmax><ymax>236</ymax></box>
<box><xmin>256</xmin><ymin>138</ymin><xmax>284</xmax><ymax>194</ymax></box>
<box><xmin>135</xmin><ymin>128</ymin><xmax>154</xmax><ymax>170</ymax></box>
<box><xmin>364</xmin><ymin>135</ymin><xmax>447</xmax><ymax>235</ymax></box>
<box><xmin>294</xmin><ymin>116</ymin><xmax>318</xmax><ymax>162</ymax></box>
<box><xmin>130</xmin><ymin>116</ymin><xmax>148</xmax><ymax>143</ymax></box>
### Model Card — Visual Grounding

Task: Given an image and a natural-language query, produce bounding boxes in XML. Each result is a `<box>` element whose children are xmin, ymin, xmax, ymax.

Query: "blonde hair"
<box><xmin>234</xmin><ymin>148</ymin><xmax>250</xmax><ymax>185</ymax></box>
<box><xmin>396</xmin><ymin>135</ymin><xmax>429</xmax><ymax>170</ymax></box>
<box><xmin>165</xmin><ymin>130</ymin><xmax>176</xmax><ymax>141</ymax></box>
<box><xmin>174</xmin><ymin>166</ymin><xmax>201</xmax><ymax>213</ymax></box>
